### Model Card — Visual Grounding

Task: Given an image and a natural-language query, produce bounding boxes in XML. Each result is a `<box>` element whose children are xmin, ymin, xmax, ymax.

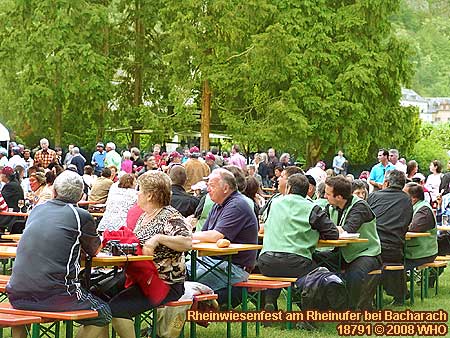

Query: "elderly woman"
<box><xmin>28</xmin><ymin>172</ymin><xmax>52</xmax><ymax>205</ymax></box>
<box><xmin>97</xmin><ymin>174</ymin><xmax>138</xmax><ymax>232</ymax></box>
<box><xmin>108</xmin><ymin>171</ymin><xmax>192</xmax><ymax>338</ymax></box>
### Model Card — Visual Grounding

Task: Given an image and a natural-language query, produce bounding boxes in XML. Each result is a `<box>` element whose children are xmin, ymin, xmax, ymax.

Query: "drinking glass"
<box><xmin>443</xmin><ymin>214</ymin><xmax>448</xmax><ymax>226</ymax></box>
<box><xmin>17</xmin><ymin>200</ymin><xmax>24</xmax><ymax>212</ymax></box>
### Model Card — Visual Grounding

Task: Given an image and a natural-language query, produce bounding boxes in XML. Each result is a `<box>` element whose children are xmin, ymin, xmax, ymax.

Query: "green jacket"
<box><xmin>405</xmin><ymin>200</ymin><xmax>438</xmax><ymax>260</ymax></box>
<box><xmin>328</xmin><ymin>196</ymin><xmax>381</xmax><ymax>263</ymax></box>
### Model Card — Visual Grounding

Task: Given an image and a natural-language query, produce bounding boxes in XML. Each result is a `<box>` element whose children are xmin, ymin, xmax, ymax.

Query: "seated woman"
<box><xmin>108</xmin><ymin>171</ymin><xmax>192</xmax><ymax>338</ymax></box>
<box><xmin>97</xmin><ymin>174</ymin><xmax>138</xmax><ymax>232</ymax></box>
<box><xmin>28</xmin><ymin>172</ymin><xmax>51</xmax><ymax>205</ymax></box>
<box><xmin>0</xmin><ymin>166</ymin><xmax>24</xmax><ymax>231</ymax></box>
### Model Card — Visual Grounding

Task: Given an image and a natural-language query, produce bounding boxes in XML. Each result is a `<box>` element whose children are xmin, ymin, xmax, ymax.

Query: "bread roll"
<box><xmin>216</xmin><ymin>239</ymin><xmax>231</xmax><ymax>248</ymax></box>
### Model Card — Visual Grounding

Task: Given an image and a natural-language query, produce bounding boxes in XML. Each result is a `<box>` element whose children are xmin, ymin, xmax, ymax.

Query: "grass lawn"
<box><xmin>3</xmin><ymin>268</ymin><xmax>450</xmax><ymax>337</ymax></box>
<box><xmin>190</xmin><ymin>268</ymin><xmax>450</xmax><ymax>338</ymax></box>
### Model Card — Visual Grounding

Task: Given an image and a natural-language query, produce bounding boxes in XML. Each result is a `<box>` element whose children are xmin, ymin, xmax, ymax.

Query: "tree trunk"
<box><xmin>132</xmin><ymin>0</ymin><xmax>144</xmax><ymax>147</ymax></box>
<box><xmin>200</xmin><ymin>79</ymin><xmax>211</xmax><ymax>151</ymax></box>
<box><xmin>306</xmin><ymin>137</ymin><xmax>322</xmax><ymax>168</ymax></box>
<box><xmin>97</xmin><ymin>1</ymin><xmax>109</xmax><ymax>143</ymax></box>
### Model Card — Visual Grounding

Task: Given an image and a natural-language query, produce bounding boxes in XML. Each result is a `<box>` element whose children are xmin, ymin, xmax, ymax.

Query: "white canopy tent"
<box><xmin>0</xmin><ymin>123</ymin><xmax>10</xmax><ymax>152</ymax></box>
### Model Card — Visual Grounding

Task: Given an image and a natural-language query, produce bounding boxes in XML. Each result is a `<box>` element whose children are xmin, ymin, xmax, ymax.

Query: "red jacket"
<box><xmin>102</xmin><ymin>226</ymin><xmax>169</xmax><ymax>305</ymax></box>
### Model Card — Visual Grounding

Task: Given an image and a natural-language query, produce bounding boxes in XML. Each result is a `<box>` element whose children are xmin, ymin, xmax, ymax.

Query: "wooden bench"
<box><xmin>249</xmin><ymin>274</ymin><xmax>297</xmax><ymax>283</ymax></box>
<box><xmin>367</xmin><ymin>270</ymin><xmax>383</xmax><ymax>309</ymax></box>
<box><xmin>0</xmin><ymin>303</ymin><xmax>98</xmax><ymax>338</ymax></box>
<box><xmin>134</xmin><ymin>299</ymin><xmax>194</xmax><ymax>338</ymax></box>
<box><xmin>0</xmin><ymin>312</ymin><xmax>43</xmax><ymax>338</ymax></box>
<box><xmin>435</xmin><ymin>255</ymin><xmax>450</xmax><ymax>261</ymax></box>
<box><xmin>234</xmin><ymin>280</ymin><xmax>292</xmax><ymax>337</ymax></box>
<box><xmin>417</xmin><ymin>261</ymin><xmax>448</xmax><ymax>299</ymax></box>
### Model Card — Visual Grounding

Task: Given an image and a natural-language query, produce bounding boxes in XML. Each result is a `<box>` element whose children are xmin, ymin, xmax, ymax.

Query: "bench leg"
<box><xmin>424</xmin><ymin>268</ymin><xmax>429</xmax><ymax>298</ymax></box>
<box><xmin>435</xmin><ymin>268</ymin><xmax>439</xmax><ymax>296</ymax></box>
<box><xmin>241</xmin><ymin>287</ymin><xmax>248</xmax><ymax>338</ymax></box>
<box><xmin>286</xmin><ymin>286</ymin><xmax>292</xmax><ymax>330</ymax></box>
<box><xmin>255</xmin><ymin>291</ymin><xmax>261</xmax><ymax>337</ymax></box>
<box><xmin>65</xmin><ymin>321</ymin><xmax>73</xmax><ymax>338</ymax></box>
<box><xmin>152</xmin><ymin>308</ymin><xmax>157</xmax><ymax>338</ymax></box>
<box><xmin>31</xmin><ymin>323</ymin><xmax>40</xmax><ymax>338</ymax></box>
<box><xmin>134</xmin><ymin>314</ymin><xmax>141</xmax><ymax>338</ymax></box>
<box><xmin>409</xmin><ymin>269</ymin><xmax>414</xmax><ymax>305</ymax></box>
<box><xmin>420</xmin><ymin>270</ymin><xmax>424</xmax><ymax>301</ymax></box>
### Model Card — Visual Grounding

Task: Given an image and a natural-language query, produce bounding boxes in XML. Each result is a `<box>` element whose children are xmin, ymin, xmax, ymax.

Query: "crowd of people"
<box><xmin>0</xmin><ymin>138</ymin><xmax>448</xmax><ymax>336</ymax></box>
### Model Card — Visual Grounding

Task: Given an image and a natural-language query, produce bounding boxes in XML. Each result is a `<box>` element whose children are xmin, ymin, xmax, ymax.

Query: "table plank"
<box><xmin>406</xmin><ymin>232</ymin><xmax>431</xmax><ymax>239</ymax></box>
<box><xmin>1</xmin><ymin>234</ymin><xmax>21</xmax><ymax>241</ymax></box>
<box><xmin>0</xmin><ymin>211</ymin><xmax>28</xmax><ymax>217</ymax></box>
<box><xmin>438</xmin><ymin>226</ymin><xmax>450</xmax><ymax>231</ymax></box>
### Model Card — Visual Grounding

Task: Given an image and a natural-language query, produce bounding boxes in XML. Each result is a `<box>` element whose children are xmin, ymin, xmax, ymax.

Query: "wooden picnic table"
<box><xmin>437</xmin><ymin>226</ymin><xmax>450</xmax><ymax>232</ymax></box>
<box><xmin>0</xmin><ymin>211</ymin><xmax>29</xmax><ymax>217</ymax></box>
<box><xmin>258</xmin><ymin>232</ymin><xmax>369</xmax><ymax>247</ymax></box>
<box><xmin>89</xmin><ymin>212</ymin><xmax>104</xmax><ymax>218</ymax></box>
<box><xmin>190</xmin><ymin>242</ymin><xmax>261</xmax><ymax>338</ymax></box>
<box><xmin>406</xmin><ymin>231</ymin><xmax>431</xmax><ymax>239</ymax></box>
<box><xmin>1</xmin><ymin>234</ymin><xmax>21</xmax><ymax>241</ymax></box>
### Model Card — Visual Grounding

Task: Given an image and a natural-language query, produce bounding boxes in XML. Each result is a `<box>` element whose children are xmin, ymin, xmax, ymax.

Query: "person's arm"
<box><xmin>192</xmin><ymin>230</ymin><xmax>224</xmax><ymax>242</ymax></box>
<box><xmin>409</xmin><ymin>206</ymin><xmax>435</xmax><ymax>232</ymax></box>
<box><xmin>341</xmin><ymin>200</ymin><xmax>374</xmax><ymax>233</ymax></box>
<box><xmin>309</xmin><ymin>205</ymin><xmax>339</xmax><ymax>240</ymax></box>
<box><xmin>79</xmin><ymin>212</ymin><xmax>101</xmax><ymax>256</ymax></box>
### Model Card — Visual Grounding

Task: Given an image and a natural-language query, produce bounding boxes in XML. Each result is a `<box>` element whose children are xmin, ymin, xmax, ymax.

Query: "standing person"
<box><xmin>323</xmin><ymin>176</ymin><xmax>382</xmax><ymax>309</ymax></box>
<box><xmin>104</xmin><ymin>142</ymin><xmax>122</xmax><ymax>169</ymax></box>
<box><xmin>33</xmin><ymin>138</ymin><xmax>57</xmax><ymax>169</ymax></box>
<box><xmin>258</xmin><ymin>153</ymin><xmax>271</xmax><ymax>188</ymax></box>
<box><xmin>368</xmin><ymin>149</ymin><xmax>395</xmax><ymax>192</ymax></box>
<box><xmin>121</xmin><ymin>151</ymin><xmax>133</xmax><ymax>174</ymax></box>
<box><xmin>332</xmin><ymin>150</ymin><xmax>347</xmax><ymax>175</ymax></box>
<box><xmin>278</xmin><ymin>153</ymin><xmax>292</xmax><ymax>169</ymax></box>
<box><xmin>7</xmin><ymin>147</ymin><xmax>26</xmax><ymax>170</ymax></box>
<box><xmin>205</xmin><ymin>153</ymin><xmax>219</xmax><ymax>172</ymax></box>
<box><xmin>406</xmin><ymin>160</ymin><xmax>418</xmax><ymax>182</ymax></box>
<box><xmin>0</xmin><ymin>148</ymin><xmax>8</xmax><ymax>167</ymax></box>
<box><xmin>91</xmin><ymin>142</ymin><xmax>106</xmax><ymax>176</ymax></box>
<box><xmin>6</xmin><ymin>171</ymin><xmax>112</xmax><ymax>338</ymax></box>
<box><xmin>229</xmin><ymin>144</ymin><xmax>247</xmax><ymax>170</ymax></box>
<box><xmin>368</xmin><ymin>170</ymin><xmax>413</xmax><ymax>305</ymax></box>
<box><xmin>389</xmin><ymin>149</ymin><xmax>406</xmax><ymax>173</ymax></box>
<box><xmin>130</xmin><ymin>147</ymin><xmax>144</xmax><ymax>173</ymax></box>
<box><xmin>425</xmin><ymin>160</ymin><xmax>442</xmax><ymax>204</ymax></box>
<box><xmin>69</xmin><ymin>147</ymin><xmax>86</xmax><ymax>176</ymax></box>
<box><xmin>22</xmin><ymin>149</ymin><xmax>34</xmax><ymax>174</ymax></box>
<box><xmin>267</xmin><ymin>148</ymin><xmax>278</xmax><ymax>182</ymax></box>
<box><xmin>183</xmin><ymin>146</ymin><xmax>210</xmax><ymax>192</ymax></box>
<box><xmin>63</xmin><ymin>144</ymin><xmax>75</xmax><ymax>168</ymax></box>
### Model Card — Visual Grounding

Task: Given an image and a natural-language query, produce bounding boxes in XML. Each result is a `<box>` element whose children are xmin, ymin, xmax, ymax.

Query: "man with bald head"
<box><xmin>189</xmin><ymin>168</ymin><xmax>258</xmax><ymax>291</ymax></box>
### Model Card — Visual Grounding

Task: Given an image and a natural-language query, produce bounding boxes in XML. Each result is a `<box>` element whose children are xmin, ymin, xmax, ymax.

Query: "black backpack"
<box><xmin>295</xmin><ymin>267</ymin><xmax>348</xmax><ymax>310</ymax></box>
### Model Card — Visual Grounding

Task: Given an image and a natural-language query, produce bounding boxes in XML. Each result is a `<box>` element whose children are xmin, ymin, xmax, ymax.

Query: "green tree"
<box><xmin>0</xmin><ymin>0</ymin><xmax>114</xmax><ymax>149</ymax></box>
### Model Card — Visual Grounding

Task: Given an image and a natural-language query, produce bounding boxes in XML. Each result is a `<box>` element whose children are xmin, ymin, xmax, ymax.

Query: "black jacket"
<box><xmin>170</xmin><ymin>185</ymin><xmax>199</xmax><ymax>217</ymax></box>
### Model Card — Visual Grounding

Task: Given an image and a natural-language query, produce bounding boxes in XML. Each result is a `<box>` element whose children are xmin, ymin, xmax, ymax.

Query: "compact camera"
<box><xmin>107</xmin><ymin>240</ymin><xmax>138</xmax><ymax>256</ymax></box>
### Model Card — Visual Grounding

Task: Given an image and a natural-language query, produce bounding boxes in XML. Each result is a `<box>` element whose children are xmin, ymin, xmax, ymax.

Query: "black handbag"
<box><xmin>80</xmin><ymin>268</ymin><xmax>126</xmax><ymax>301</ymax></box>
<box><xmin>438</xmin><ymin>231</ymin><xmax>450</xmax><ymax>255</ymax></box>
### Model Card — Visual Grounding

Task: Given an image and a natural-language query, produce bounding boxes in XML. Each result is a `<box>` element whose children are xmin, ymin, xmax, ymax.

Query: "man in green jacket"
<box><xmin>319</xmin><ymin>176</ymin><xmax>382</xmax><ymax>309</ymax></box>
<box><xmin>259</xmin><ymin>174</ymin><xmax>339</xmax><ymax>309</ymax></box>
<box><xmin>403</xmin><ymin>182</ymin><xmax>438</xmax><ymax>269</ymax></box>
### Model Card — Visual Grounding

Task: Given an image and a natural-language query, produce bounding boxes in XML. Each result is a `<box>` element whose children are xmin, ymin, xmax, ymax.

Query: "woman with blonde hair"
<box><xmin>107</xmin><ymin>171</ymin><xmax>192</xmax><ymax>337</ymax></box>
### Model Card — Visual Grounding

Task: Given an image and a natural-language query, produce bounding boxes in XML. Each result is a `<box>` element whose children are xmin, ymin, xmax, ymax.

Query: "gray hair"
<box><xmin>54</xmin><ymin>170</ymin><xmax>84</xmax><ymax>203</ymax></box>
<box><xmin>106</xmin><ymin>142</ymin><xmax>116</xmax><ymax>150</ymax></box>
<box><xmin>123</xmin><ymin>150</ymin><xmax>131</xmax><ymax>159</ymax></box>
<box><xmin>130</xmin><ymin>147</ymin><xmax>140</xmax><ymax>156</ymax></box>
<box><xmin>72</xmin><ymin>147</ymin><xmax>80</xmax><ymax>154</ymax></box>
<box><xmin>280</xmin><ymin>153</ymin><xmax>290</xmax><ymax>162</ymax></box>
<box><xmin>40</xmin><ymin>138</ymin><xmax>49</xmax><ymax>145</ymax></box>
<box><xmin>389</xmin><ymin>149</ymin><xmax>399</xmax><ymax>156</ymax></box>
<box><xmin>384</xmin><ymin>169</ymin><xmax>406</xmax><ymax>190</ymax></box>
<box><xmin>211</xmin><ymin>168</ymin><xmax>237</xmax><ymax>192</ymax></box>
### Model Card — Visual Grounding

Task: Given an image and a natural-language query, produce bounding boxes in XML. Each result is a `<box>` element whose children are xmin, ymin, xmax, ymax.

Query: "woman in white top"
<box><xmin>97</xmin><ymin>174</ymin><xmax>138</xmax><ymax>232</ymax></box>
<box><xmin>425</xmin><ymin>160</ymin><xmax>443</xmax><ymax>203</ymax></box>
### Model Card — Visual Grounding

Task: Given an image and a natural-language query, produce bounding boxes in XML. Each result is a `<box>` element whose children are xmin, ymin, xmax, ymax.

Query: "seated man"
<box><xmin>319</xmin><ymin>176</ymin><xmax>382</xmax><ymax>310</ymax></box>
<box><xmin>88</xmin><ymin>167</ymin><xmax>113</xmax><ymax>204</ymax></box>
<box><xmin>368</xmin><ymin>169</ymin><xmax>412</xmax><ymax>305</ymax></box>
<box><xmin>7</xmin><ymin>170</ymin><xmax>112</xmax><ymax>338</ymax></box>
<box><xmin>258</xmin><ymin>174</ymin><xmax>339</xmax><ymax>308</ymax></box>
<box><xmin>403</xmin><ymin>182</ymin><xmax>438</xmax><ymax>269</ymax></box>
<box><xmin>169</xmin><ymin>165</ymin><xmax>199</xmax><ymax>217</ymax></box>
<box><xmin>189</xmin><ymin>169</ymin><xmax>258</xmax><ymax>292</ymax></box>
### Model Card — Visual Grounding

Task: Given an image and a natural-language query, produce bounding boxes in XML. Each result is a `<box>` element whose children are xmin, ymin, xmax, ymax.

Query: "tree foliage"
<box><xmin>0</xmin><ymin>0</ymin><xmax>420</xmax><ymax>165</ymax></box>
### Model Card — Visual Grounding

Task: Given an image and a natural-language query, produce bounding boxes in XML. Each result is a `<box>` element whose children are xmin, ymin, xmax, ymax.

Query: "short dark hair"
<box><xmin>287</xmin><ymin>174</ymin><xmax>309</xmax><ymax>197</ymax></box>
<box><xmin>405</xmin><ymin>182</ymin><xmax>425</xmax><ymax>201</ymax></box>
<box><xmin>305</xmin><ymin>174</ymin><xmax>316</xmax><ymax>187</ymax></box>
<box><xmin>243</xmin><ymin>176</ymin><xmax>259</xmax><ymax>199</ymax></box>
<box><xmin>101</xmin><ymin>167</ymin><xmax>112</xmax><ymax>178</ymax></box>
<box><xmin>378</xmin><ymin>149</ymin><xmax>389</xmax><ymax>157</ymax></box>
<box><xmin>325</xmin><ymin>176</ymin><xmax>352</xmax><ymax>200</ymax></box>
<box><xmin>211</xmin><ymin>147</ymin><xmax>219</xmax><ymax>155</ymax></box>
<box><xmin>352</xmin><ymin>179</ymin><xmax>369</xmax><ymax>193</ymax></box>
<box><xmin>284</xmin><ymin>166</ymin><xmax>304</xmax><ymax>177</ymax></box>
<box><xmin>169</xmin><ymin>165</ymin><xmax>187</xmax><ymax>186</ymax></box>
<box><xmin>84</xmin><ymin>165</ymin><xmax>94</xmax><ymax>175</ymax></box>
<box><xmin>45</xmin><ymin>170</ymin><xmax>56</xmax><ymax>184</ymax></box>
<box><xmin>384</xmin><ymin>169</ymin><xmax>406</xmax><ymax>189</ymax></box>
<box><xmin>223</xmin><ymin>165</ymin><xmax>246</xmax><ymax>192</ymax></box>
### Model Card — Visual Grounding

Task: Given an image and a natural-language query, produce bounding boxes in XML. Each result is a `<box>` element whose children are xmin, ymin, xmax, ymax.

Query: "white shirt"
<box><xmin>425</xmin><ymin>173</ymin><xmax>441</xmax><ymax>202</ymax></box>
